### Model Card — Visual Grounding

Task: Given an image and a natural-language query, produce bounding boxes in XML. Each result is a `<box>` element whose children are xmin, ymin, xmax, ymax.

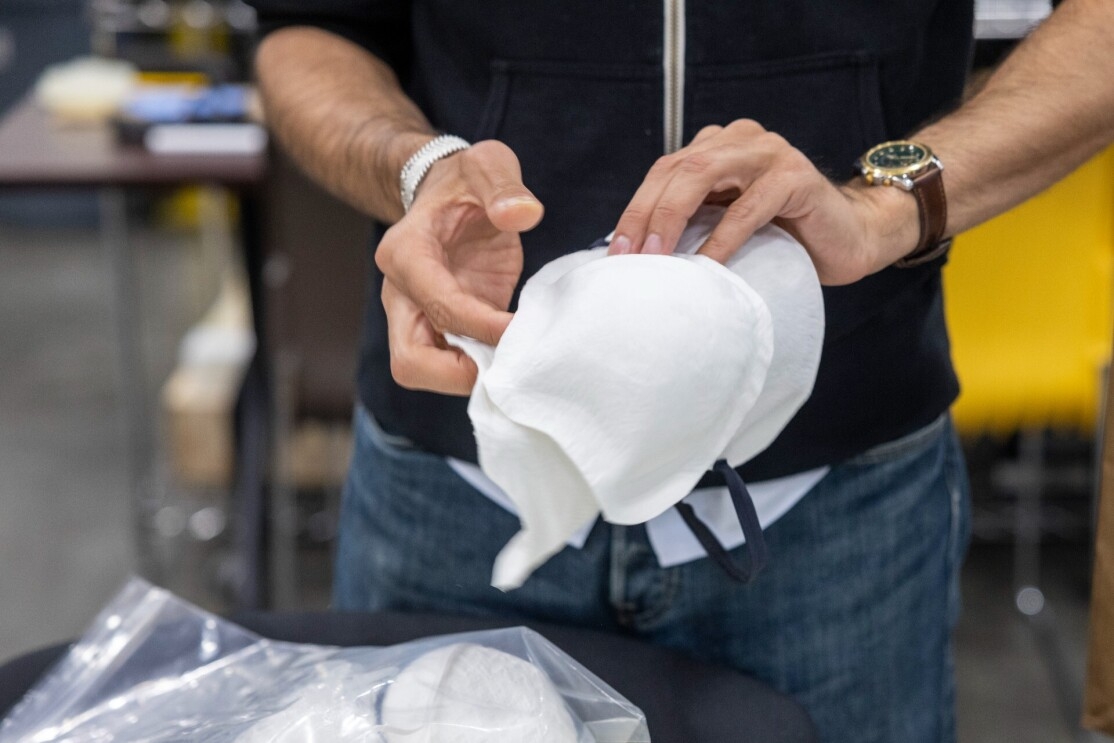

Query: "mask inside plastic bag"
<box><xmin>0</xmin><ymin>579</ymin><xmax>649</xmax><ymax>743</ymax></box>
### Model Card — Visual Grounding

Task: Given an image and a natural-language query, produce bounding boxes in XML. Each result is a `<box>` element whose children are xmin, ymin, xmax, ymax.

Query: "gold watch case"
<box><xmin>857</xmin><ymin>140</ymin><xmax>940</xmax><ymax>191</ymax></box>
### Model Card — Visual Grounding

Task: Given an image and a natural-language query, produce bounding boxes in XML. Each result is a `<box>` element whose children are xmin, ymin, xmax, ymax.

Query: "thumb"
<box><xmin>469</xmin><ymin>141</ymin><xmax>545</xmax><ymax>233</ymax></box>
<box><xmin>486</xmin><ymin>190</ymin><xmax>545</xmax><ymax>233</ymax></box>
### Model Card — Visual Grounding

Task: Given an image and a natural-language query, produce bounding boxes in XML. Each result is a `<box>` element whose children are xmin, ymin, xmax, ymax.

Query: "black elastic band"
<box><xmin>674</xmin><ymin>459</ymin><xmax>768</xmax><ymax>583</ymax></box>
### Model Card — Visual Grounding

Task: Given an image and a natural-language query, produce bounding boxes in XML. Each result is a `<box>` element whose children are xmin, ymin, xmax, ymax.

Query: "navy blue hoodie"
<box><xmin>253</xmin><ymin>0</ymin><xmax>973</xmax><ymax>480</ymax></box>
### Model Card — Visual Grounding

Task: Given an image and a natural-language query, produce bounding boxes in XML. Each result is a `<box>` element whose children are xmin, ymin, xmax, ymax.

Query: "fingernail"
<box><xmin>643</xmin><ymin>233</ymin><xmax>665</xmax><ymax>254</ymax></box>
<box><xmin>611</xmin><ymin>235</ymin><xmax>632</xmax><ymax>255</ymax></box>
<box><xmin>495</xmin><ymin>195</ymin><xmax>537</xmax><ymax>210</ymax></box>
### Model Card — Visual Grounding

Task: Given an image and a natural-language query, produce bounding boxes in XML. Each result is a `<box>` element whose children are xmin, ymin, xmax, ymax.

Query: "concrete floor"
<box><xmin>0</xmin><ymin>220</ymin><xmax>1111</xmax><ymax>741</ymax></box>
<box><xmin>0</xmin><ymin>224</ymin><xmax>133</xmax><ymax>657</ymax></box>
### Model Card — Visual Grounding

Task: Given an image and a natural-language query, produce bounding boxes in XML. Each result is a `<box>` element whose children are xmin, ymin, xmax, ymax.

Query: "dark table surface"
<box><xmin>0</xmin><ymin>611</ymin><xmax>819</xmax><ymax>743</ymax></box>
<box><xmin>0</xmin><ymin>98</ymin><xmax>266</xmax><ymax>188</ymax></box>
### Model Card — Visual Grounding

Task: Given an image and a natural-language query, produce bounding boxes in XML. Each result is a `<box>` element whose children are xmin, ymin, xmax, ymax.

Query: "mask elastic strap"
<box><xmin>674</xmin><ymin>459</ymin><xmax>768</xmax><ymax>583</ymax></box>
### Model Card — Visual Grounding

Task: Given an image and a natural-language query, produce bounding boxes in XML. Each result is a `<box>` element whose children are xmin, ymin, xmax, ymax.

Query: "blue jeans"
<box><xmin>335</xmin><ymin>406</ymin><xmax>971</xmax><ymax>743</ymax></box>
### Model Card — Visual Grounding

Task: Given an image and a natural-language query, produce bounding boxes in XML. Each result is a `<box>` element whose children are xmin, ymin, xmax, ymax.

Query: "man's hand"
<box><xmin>608</xmin><ymin>120</ymin><xmax>920</xmax><ymax>285</ymax></box>
<box><xmin>375</xmin><ymin>140</ymin><xmax>544</xmax><ymax>395</ymax></box>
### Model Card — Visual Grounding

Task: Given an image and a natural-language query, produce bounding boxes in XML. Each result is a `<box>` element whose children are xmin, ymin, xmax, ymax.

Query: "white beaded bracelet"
<box><xmin>399</xmin><ymin>134</ymin><xmax>471</xmax><ymax>212</ymax></box>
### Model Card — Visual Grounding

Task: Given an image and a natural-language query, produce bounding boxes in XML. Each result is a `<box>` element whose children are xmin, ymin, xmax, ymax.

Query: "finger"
<box><xmin>385</xmin><ymin>227</ymin><xmax>514</xmax><ymax>345</ymax></box>
<box><xmin>383</xmin><ymin>280</ymin><xmax>478</xmax><ymax>395</ymax></box>
<box><xmin>612</xmin><ymin>122</ymin><xmax>768</xmax><ymax>256</ymax></box>
<box><xmin>609</xmin><ymin>153</ymin><xmax>681</xmax><ymax>255</ymax></box>
<box><xmin>690</xmin><ymin>124</ymin><xmax>724</xmax><ymax>145</ymax></box>
<box><xmin>697</xmin><ymin>174</ymin><xmax>791</xmax><ymax>263</ymax></box>
<box><xmin>465</xmin><ymin>140</ymin><xmax>545</xmax><ymax>233</ymax></box>
<box><xmin>394</xmin><ymin>343</ymin><xmax>478</xmax><ymax>395</ymax></box>
<box><xmin>406</xmin><ymin>258</ymin><xmax>513</xmax><ymax>345</ymax></box>
<box><xmin>640</xmin><ymin>146</ymin><xmax>757</xmax><ymax>255</ymax></box>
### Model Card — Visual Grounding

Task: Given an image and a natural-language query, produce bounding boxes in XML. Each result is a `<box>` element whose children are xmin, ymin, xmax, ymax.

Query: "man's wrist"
<box><xmin>841</xmin><ymin>180</ymin><xmax>922</xmax><ymax>273</ymax></box>
<box><xmin>362</xmin><ymin>130</ymin><xmax>437</xmax><ymax>221</ymax></box>
<box><xmin>400</xmin><ymin>134</ymin><xmax>472</xmax><ymax>211</ymax></box>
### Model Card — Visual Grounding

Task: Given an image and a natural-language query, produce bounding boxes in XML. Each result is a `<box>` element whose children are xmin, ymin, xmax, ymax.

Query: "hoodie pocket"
<box><xmin>472</xmin><ymin>58</ymin><xmax>662</xmax><ymax>258</ymax></box>
<box><xmin>688</xmin><ymin>52</ymin><xmax>888</xmax><ymax>179</ymax></box>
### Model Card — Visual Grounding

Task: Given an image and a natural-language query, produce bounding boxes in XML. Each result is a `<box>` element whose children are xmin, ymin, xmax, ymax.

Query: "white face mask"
<box><xmin>380</xmin><ymin>643</ymin><xmax>580</xmax><ymax>743</ymax></box>
<box><xmin>450</xmin><ymin>207</ymin><xmax>824</xmax><ymax>590</ymax></box>
<box><xmin>237</xmin><ymin>646</ymin><xmax>582</xmax><ymax>743</ymax></box>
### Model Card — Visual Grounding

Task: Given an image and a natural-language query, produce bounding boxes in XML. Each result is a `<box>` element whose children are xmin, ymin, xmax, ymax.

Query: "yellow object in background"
<box><xmin>943</xmin><ymin>147</ymin><xmax>1114</xmax><ymax>435</ymax></box>
<box><xmin>135</xmin><ymin>71</ymin><xmax>210</xmax><ymax>88</ymax></box>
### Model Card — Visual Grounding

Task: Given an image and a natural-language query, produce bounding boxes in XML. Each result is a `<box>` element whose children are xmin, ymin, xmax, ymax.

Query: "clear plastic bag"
<box><xmin>1</xmin><ymin>578</ymin><xmax>649</xmax><ymax>742</ymax></box>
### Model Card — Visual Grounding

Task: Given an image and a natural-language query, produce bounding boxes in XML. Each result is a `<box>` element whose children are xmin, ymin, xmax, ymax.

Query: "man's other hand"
<box><xmin>609</xmin><ymin>120</ymin><xmax>919</xmax><ymax>285</ymax></box>
<box><xmin>375</xmin><ymin>140</ymin><xmax>543</xmax><ymax>395</ymax></box>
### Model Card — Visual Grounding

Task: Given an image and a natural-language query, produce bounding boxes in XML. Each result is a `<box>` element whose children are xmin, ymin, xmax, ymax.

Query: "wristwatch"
<box><xmin>856</xmin><ymin>140</ymin><xmax>951</xmax><ymax>268</ymax></box>
<box><xmin>400</xmin><ymin>134</ymin><xmax>471</xmax><ymax>212</ymax></box>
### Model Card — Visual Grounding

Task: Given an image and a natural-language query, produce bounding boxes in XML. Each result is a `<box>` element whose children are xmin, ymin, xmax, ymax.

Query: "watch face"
<box><xmin>865</xmin><ymin>141</ymin><xmax>932</xmax><ymax>173</ymax></box>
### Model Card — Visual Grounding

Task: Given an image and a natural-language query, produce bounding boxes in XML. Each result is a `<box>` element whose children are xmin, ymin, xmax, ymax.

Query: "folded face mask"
<box><xmin>379</xmin><ymin>643</ymin><xmax>579</xmax><ymax>743</ymax></box>
<box><xmin>239</xmin><ymin>645</ymin><xmax>582</xmax><ymax>743</ymax></box>
<box><xmin>450</xmin><ymin>207</ymin><xmax>824</xmax><ymax>590</ymax></box>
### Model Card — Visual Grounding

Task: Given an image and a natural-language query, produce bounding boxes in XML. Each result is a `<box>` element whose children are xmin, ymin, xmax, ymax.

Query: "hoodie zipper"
<box><xmin>663</xmin><ymin>0</ymin><xmax>686</xmax><ymax>154</ymax></box>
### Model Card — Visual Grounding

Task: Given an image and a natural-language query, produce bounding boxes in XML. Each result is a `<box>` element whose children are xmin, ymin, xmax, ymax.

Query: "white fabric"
<box><xmin>449</xmin><ymin>206</ymin><xmax>824</xmax><ymax>590</ymax></box>
<box><xmin>643</xmin><ymin>466</ymin><xmax>829</xmax><ymax>567</ymax></box>
<box><xmin>448</xmin><ymin>457</ymin><xmax>827</xmax><ymax>566</ymax></box>
<box><xmin>448</xmin><ymin>459</ymin><xmax>596</xmax><ymax>548</ymax></box>
<box><xmin>380</xmin><ymin>643</ymin><xmax>578</xmax><ymax>743</ymax></box>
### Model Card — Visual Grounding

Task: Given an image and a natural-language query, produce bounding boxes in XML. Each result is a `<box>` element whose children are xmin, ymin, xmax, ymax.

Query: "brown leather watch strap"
<box><xmin>894</xmin><ymin>162</ymin><xmax>949</xmax><ymax>268</ymax></box>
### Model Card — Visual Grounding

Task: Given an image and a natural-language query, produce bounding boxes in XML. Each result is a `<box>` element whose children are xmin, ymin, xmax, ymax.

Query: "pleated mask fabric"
<box><xmin>379</xmin><ymin>643</ymin><xmax>579</xmax><ymax>743</ymax></box>
<box><xmin>449</xmin><ymin>206</ymin><xmax>824</xmax><ymax>590</ymax></box>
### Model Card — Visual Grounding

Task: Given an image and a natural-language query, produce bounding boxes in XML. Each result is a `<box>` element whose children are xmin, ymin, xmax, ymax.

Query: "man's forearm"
<box><xmin>848</xmin><ymin>0</ymin><xmax>1114</xmax><ymax>268</ymax></box>
<box><xmin>921</xmin><ymin>0</ymin><xmax>1114</xmax><ymax>236</ymax></box>
<box><xmin>255</xmin><ymin>26</ymin><xmax>435</xmax><ymax>223</ymax></box>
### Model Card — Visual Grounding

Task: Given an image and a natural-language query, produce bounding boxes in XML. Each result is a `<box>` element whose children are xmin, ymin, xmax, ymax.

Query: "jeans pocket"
<box><xmin>356</xmin><ymin>404</ymin><xmax>430</xmax><ymax>459</ymax></box>
<box><xmin>844</xmin><ymin>413</ymin><xmax>949</xmax><ymax>467</ymax></box>
<box><xmin>943</xmin><ymin>428</ymin><xmax>972</xmax><ymax>627</ymax></box>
